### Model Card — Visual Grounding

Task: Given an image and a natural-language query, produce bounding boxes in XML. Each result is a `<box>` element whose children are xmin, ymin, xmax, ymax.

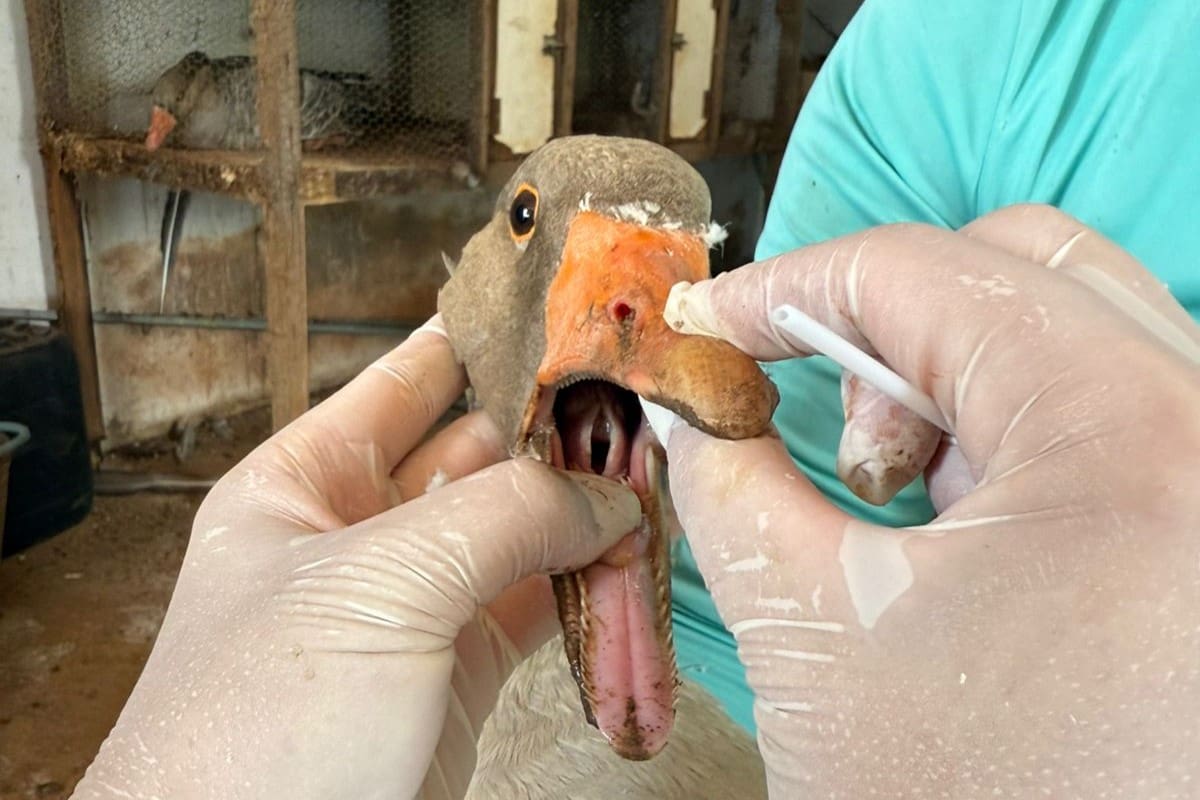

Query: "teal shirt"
<box><xmin>672</xmin><ymin>0</ymin><xmax>1200</xmax><ymax>732</ymax></box>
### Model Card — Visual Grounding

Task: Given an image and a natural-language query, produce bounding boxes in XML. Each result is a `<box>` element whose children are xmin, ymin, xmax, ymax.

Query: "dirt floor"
<box><xmin>0</xmin><ymin>409</ymin><xmax>268</xmax><ymax>799</ymax></box>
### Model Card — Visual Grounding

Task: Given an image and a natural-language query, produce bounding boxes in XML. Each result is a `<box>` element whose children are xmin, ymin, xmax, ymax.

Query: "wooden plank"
<box><xmin>652</xmin><ymin>0</ymin><xmax>680</xmax><ymax>143</ymax></box>
<box><xmin>301</xmin><ymin>154</ymin><xmax>474</xmax><ymax>206</ymax></box>
<box><xmin>22</xmin><ymin>0</ymin><xmax>105</xmax><ymax>444</ymax></box>
<box><xmin>768</xmin><ymin>0</ymin><xmax>808</xmax><ymax>152</ymax></box>
<box><xmin>704</xmin><ymin>0</ymin><xmax>731</xmax><ymax>152</ymax></box>
<box><xmin>553</xmin><ymin>0</ymin><xmax>579</xmax><ymax>137</ymax></box>
<box><xmin>669</xmin><ymin>139</ymin><xmax>717</xmax><ymax>164</ymax></box>
<box><xmin>52</xmin><ymin>134</ymin><xmax>476</xmax><ymax>205</ymax></box>
<box><xmin>251</xmin><ymin>0</ymin><xmax>309</xmax><ymax>431</ymax></box>
<box><xmin>20</xmin><ymin>0</ymin><xmax>68</xmax><ymax>127</ymax></box>
<box><xmin>471</xmin><ymin>0</ymin><xmax>496</xmax><ymax>174</ymax></box>
<box><xmin>43</xmin><ymin>159</ymin><xmax>105</xmax><ymax>444</ymax></box>
<box><xmin>53</xmin><ymin>134</ymin><xmax>266</xmax><ymax>201</ymax></box>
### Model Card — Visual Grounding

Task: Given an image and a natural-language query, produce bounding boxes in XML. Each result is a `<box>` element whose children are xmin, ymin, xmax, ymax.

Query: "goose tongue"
<box><xmin>554</xmin><ymin>382</ymin><xmax>675</xmax><ymax>760</ymax></box>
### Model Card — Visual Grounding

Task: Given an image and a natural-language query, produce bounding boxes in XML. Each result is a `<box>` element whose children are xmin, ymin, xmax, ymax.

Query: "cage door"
<box><xmin>668</xmin><ymin>0</ymin><xmax>718</xmax><ymax>141</ymax></box>
<box><xmin>493</xmin><ymin>0</ymin><xmax>559</xmax><ymax>155</ymax></box>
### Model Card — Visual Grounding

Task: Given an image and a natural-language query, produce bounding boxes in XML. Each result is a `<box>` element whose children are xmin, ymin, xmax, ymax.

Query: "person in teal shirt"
<box><xmin>671</xmin><ymin>0</ymin><xmax>1200</xmax><ymax>732</ymax></box>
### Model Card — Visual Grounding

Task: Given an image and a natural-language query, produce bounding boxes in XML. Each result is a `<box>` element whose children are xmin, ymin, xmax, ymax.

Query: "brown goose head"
<box><xmin>438</xmin><ymin>135</ymin><xmax>777</xmax><ymax>759</ymax></box>
<box><xmin>145</xmin><ymin>51</ymin><xmax>214</xmax><ymax>150</ymax></box>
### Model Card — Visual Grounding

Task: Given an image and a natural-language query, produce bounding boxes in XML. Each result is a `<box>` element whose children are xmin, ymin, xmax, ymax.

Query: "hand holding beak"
<box><xmin>659</xmin><ymin>204</ymin><xmax>1200</xmax><ymax>797</ymax></box>
<box><xmin>71</xmin><ymin>316</ymin><xmax>640</xmax><ymax>800</ymax></box>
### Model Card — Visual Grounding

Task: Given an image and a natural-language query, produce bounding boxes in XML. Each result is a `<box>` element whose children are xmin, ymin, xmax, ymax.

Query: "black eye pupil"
<box><xmin>510</xmin><ymin>189</ymin><xmax>537</xmax><ymax>236</ymax></box>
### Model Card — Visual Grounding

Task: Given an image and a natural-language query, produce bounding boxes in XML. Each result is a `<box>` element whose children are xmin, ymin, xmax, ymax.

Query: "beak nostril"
<box><xmin>611</xmin><ymin>301</ymin><xmax>635</xmax><ymax>323</ymax></box>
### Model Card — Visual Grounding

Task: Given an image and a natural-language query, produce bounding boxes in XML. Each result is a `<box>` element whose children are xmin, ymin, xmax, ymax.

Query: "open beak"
<box><xmin>528</xmin><ymin>211</ymin><xmax>777</xmax><ymax>759</ymax></box>
<box><xmin>534</xmin><ymin>211</ymin><xmax>775</xmax><ymax>436</ymax></box>
<box><xmin>145</xmin><ymin>105</ymin><xmax>177</xmax><ymax>151</ymax></box>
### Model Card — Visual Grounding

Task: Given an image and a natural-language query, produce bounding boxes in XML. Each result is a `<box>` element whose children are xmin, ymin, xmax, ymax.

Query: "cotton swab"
<box><xmin>770</xmin><ymin>304</ymin><xmax>952</xmax><ymax>433</ymax></box>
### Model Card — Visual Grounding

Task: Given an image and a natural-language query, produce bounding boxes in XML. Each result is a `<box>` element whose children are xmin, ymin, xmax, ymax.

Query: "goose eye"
<box><xmin>509</xmin><ymin>185</ymin><xmax>538</xmax><ymax>241</ymax></box>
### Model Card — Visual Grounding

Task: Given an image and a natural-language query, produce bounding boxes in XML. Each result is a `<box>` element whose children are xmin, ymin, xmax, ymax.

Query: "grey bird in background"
<box><xmin>144</xmin><ymin>51</ymin><xmax>379</xmax><ymax>311</ymax></box>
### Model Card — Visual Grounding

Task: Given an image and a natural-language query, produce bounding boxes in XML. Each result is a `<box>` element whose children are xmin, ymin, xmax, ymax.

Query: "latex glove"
<box><xmin>71</xmin><ymin>317</ymin><xmax>640</xmax><ymax>800</ymax></box>
<box><xmin>659</xmin><ymin>205</ymin><xmax>1200</xmax><ymax>797</ymax></box>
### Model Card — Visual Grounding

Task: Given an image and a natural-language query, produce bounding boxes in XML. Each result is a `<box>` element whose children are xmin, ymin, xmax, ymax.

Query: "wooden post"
<box><xmin>251</xmin><ymin>0</ymin><xmax>309</xmax><ymax>431</ymax></box>
<box><xmin>45</xmin><ymin>161</ymin><xmax>105</xmax><ymax>444</ymax></box>
<box><xmin>770</xmin><ymin>0</ymin><xmax>807</xmax><ymax>149</ymax></box>
<box><xmin>552</xmin><ymin>0</ymin><xmax>579</xmax><ymax>138</ymax></box>
<box><xmin>652</xmin><ymin>0</ymin><xmax>680</xmax><ymax>144</ymax></box>
<box><xmin>704</xmin><ymin>0</ymin><xmax>732</xmax><ymax>154</ymax></box>
<box><xmin>22</xmin><ymin>0</ymin><xmax>105</xmax><ymax>444</ymax></box>
<box><xmin>471</xmin><ymin>0</ymin><xmax>496</xmax><ymax>174</ymax></box>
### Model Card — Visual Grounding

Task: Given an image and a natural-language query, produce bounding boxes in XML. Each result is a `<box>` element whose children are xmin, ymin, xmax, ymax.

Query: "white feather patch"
<box><xmin>576</xmin><ymin>192</ymin><xmax>728</xmax><ymax>249</ymax></box>
<box><xmin>701</xmin><ymin>221</ymin><xmax>729</xmax><ymax>248</ymax></box>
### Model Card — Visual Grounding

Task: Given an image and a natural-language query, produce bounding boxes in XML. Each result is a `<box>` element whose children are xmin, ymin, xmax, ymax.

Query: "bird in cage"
<box><xmin>437</xmin><ymin>135</ymin><xmax>778</xmax><ymax>764</ymax></box>
<box><xmin>144</xmin><ymin>50</ymin><xmax>380</xmax><ymax>311</ymax></box>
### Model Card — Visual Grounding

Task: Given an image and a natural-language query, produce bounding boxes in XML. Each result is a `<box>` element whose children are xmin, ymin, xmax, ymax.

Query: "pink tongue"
<box><xmin>581</xmin><ymin>524</ymin><xmax>674</xmax><ymax>758</ymax></box>
<box><xmin>556</xmin><ymin>382</ymin><xmax>675</xmax><ymax>758</ymax></box>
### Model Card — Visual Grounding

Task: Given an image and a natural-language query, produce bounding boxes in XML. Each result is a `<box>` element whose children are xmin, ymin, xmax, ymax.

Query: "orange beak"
<box><xmin>145</xmin><ymin>105</ymin><xmax>177</xmax><ymax>151</ymax></box>
<box><xmin>536</xmin><ymin>211</ymin><xmax>776</xmax><ymax>439</ymax></box>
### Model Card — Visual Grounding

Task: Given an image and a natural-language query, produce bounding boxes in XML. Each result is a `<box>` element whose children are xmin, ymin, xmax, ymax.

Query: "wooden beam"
<box><xmin>53</xmin><ymin>135</ymin><xmax>473</xmax><ymax>205</ymax></box>
<box><xmin>299</xmin><ymin>152</ymin><xmax>475</xmax><ymax>205</ymax></box>
<box><xmin>704</xmin><ymin>0</ymin><xmax>732</xmax><ymax>152</ymax></box>
<box><xmin>20</xmin><ymin>1</ymin><xmax>68</xmax><ymax>127</ymax></box>
<box><xmin>769</xmin><ymin>0</ymin><xmax>808</xmax><ymax>152</ymax></box>
<box><xmin>44</xmin><ymin>161</ymin><xmax>105</xmax><ymax>444</ymax></box>
<box><xmin>22</xmin><ymin>0</ymin><xmax>105</xmax><ymax>444</ymax></box>
<box><xmin>251</xmin><ymin>0</ymin><xmax>309</xmax><ymax>431</ymax></box>
<box><xmin>53</xmin><ymin>134</ymin><xmax>266</xmax><ymax>201</ymax></box>
<box><xmin>553</xmin><ymin>0</ymin><xmax>579</xmax><ymax>138</ymax></box>
<box><xmin>471</xmin><ymin>0</ymin><xmax>497</xmax><ymax>174</ymax></box>
<box><xmin>653</xmin><ymin>0</ymin><xmax>680</xmax><ymax>144</ymax></box>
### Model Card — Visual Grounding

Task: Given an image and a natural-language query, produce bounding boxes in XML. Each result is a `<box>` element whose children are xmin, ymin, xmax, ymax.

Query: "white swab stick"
<box><xmin>771</xmin><ymin>304</ymin><xmax>953</xmax><ymax>434</ymax></box>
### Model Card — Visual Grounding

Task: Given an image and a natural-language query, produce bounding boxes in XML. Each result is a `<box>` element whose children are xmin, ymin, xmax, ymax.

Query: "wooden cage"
<box><xmin>21</xmin><ymin>0</ymin><xmax>810</xmax><ymax>442</ymax></box>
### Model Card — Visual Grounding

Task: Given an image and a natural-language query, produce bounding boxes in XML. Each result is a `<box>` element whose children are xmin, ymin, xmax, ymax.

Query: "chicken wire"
<box><xmin>572</xmin><ymin>0</ymin><xmax>666</xmax><ymax>140</ymax></box>
<box><xmin>28</xmin><ymin>0</ymin><xmax>476</xmax><ymax>161</ymax></box>
<box><xmin>295</xmin><ymin>0</ymin><xmax>475</xmax><ymax>159</ymax></box>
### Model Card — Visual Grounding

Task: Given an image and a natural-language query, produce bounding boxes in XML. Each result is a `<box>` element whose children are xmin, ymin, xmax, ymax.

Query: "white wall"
<box><xmin>0</xmin><ymin>0</ymin><xmax>54</xmax><ymax>310</ymax></box>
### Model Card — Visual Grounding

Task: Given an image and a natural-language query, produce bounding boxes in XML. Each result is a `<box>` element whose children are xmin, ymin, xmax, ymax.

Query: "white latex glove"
<box><xmin>659</xmin><ymin>205</ymin><xmax>1200</xmax><ymax>797</ymax></box>
<box><xmin>71</xmin><ymin>317</ymin><xmax>641</xmax><ymax>800</ymax></box>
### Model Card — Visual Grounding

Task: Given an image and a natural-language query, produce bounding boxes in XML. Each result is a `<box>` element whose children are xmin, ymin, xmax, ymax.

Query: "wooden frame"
<box><xmin>552</xmin><ymin>0</ymin><xmax>580</xmax><ymax>139</ymax></box>
<box><xmin>20</xmin><ymin>0</ymin><xmax>808</xmax><ymax>443</ymax></box>
<box><xmin>21</xmin><ymin>0</ymin><xmax>490</xmax><ymax>439</ymax></box>
<box><xmin>22</xmin><ymin>0</ymin><xmax>104</xmax><ymax>443</ymax></box>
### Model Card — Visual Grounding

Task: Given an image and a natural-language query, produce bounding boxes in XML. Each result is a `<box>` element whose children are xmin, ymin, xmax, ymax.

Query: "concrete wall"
<box><xmin>0</xmin><ymin>0</ymin><xmax>54</xmax><ymax>310</ymax></box>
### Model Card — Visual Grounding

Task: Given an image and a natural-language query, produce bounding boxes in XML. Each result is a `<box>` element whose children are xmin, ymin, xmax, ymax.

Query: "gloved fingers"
<box><xmin>484</xmin><ymin>575</ymin><xmax>563</xmax><ymax>659</ymax></box>
<box><xmin>836</xmin><ymin>371</ymin><xmax>943</xmax><ymax>505</ymax></box>
<box><xmin>922</xmin><ymin>435</ymin><xmax>978</xmax><ymax>513</ymax></box>
<box><xmin>665</xmin><ymin>423</ymin><xmax>859</xmax><ymax>623</ymax></box>
<box><xmin>286</xmin><ymin>458</ymin><xmax>640</xmax><ymax>652</ymax></box>
<box><xmin>285</xmin><ymin>314</ymin><xmax>469</xmax><ymax>473</ymax></box>
<box><xmin>961</xmin><ymin>204</ymin><xmax>1200</xmax><ymax>361</ymax></box>
<box><xmin>391</xmin><ymin>409</ymin><xmax>507</xmax><ymax>502</ymax></box>
<box><xmin>663</xmin><ymin>222</ymin><xmax>1172</xmax><ymax>464</ymax></box>
<box><xmin>212</xmin><ymin>316</ymin><xmax>470</xmax><ymax>532</ymax></box>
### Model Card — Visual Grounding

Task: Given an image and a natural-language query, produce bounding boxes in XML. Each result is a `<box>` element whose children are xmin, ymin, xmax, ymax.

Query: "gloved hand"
<box><xmin>658</xmin><ymin>205</ymin><xmax>1200</xmax><ymax>797</ymax></box>
<box><xmin>71</xmin><ymin>317</ymin><xmax>640</xmax><ymax>800</ymax></box>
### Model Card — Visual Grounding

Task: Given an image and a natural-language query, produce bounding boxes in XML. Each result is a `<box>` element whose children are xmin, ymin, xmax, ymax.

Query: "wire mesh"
<box><xmin>572</xmin><ymin>0</ymin><xmax>666</xmax><ymax>140</ymax></box>
<box><xmin>28</xmin><ymin>0</ymin><xmax>476</xmax><ymax>161</ymax></box>
<box><xmin>34</xmin><ymin>1</ymin><xmax>254</xmax><ymax>140</ymax></box>
<box><xmin>295</xmin><ymin>0</ymin><xmax>475</xmax><ymax>159</ymax></box>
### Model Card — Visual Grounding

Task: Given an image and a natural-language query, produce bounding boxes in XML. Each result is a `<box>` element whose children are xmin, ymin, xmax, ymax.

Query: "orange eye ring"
<box><xmin>509</xmin><ymin>183</ymin><xmax>539</xmax><ymax>243</ymax></box>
